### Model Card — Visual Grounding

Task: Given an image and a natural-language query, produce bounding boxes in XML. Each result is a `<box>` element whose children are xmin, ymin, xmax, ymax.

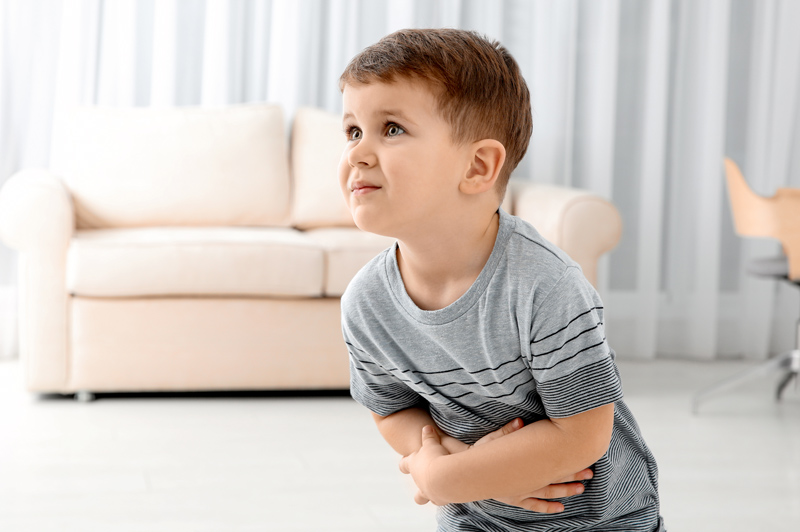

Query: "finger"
<box><xmin>473</xmin><ymin>418</ymin><xmax>524</xmax><ymax>447</ymax></box>
<box><xmin>516</xmin><ymin>498</ymin><xmax>565</xmax><ymax>514</ymax></box>
<box><xmin>413</xmin><ymin>490</ymin><xmax>430</xmax><ymax>505</ymax></box>
<box><xmin>552</xmin><ymin>468</ymin><xmax>594</xmax><ymax>484</ymax></box>
<box><xmin>526</xmin><ymin>482</ymin><xmax>584</xmax><ymax>500</ymax></box>
<box><xmin>421</xmin><ymin>425</ymin><xmax>441</xmax><ymax>445</ymax></box>
<box><xmin>398</xmin><ymin>455</ymin><xmax>411</xmax><ymax>475</ymax></box>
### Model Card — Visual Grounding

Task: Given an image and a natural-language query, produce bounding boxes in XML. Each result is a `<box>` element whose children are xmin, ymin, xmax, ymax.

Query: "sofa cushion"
<box><xmin>50</xmin><ymin>104</ymin><xmax>290</xmax><ymax>229</ymax></box>
<box><xmin>66</xmin><ymin>227</ymin><xmax>324</xmax><ymax>298</ymax></box>
<box><xmin>290</xmin><ymin>107</ymin><xmax>355</xmax><ymax>230</ymax></box>
<box><xmin>304</xmin><ymin>228</ymin><xmax>395</xmax><ymax>296</ymax></box>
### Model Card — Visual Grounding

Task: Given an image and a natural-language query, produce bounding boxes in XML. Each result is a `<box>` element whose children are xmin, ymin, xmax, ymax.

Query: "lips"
<box><xmin>349</xmin><ymin>180</ymin><xmax>381</xmax><ymax>196</ymax></box>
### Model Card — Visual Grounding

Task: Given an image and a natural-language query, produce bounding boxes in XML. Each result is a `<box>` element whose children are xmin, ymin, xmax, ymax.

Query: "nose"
<box><xmin>346</xmin><ymin>136</ymin><xmax>377</xmax><ymax>168</ymax></box>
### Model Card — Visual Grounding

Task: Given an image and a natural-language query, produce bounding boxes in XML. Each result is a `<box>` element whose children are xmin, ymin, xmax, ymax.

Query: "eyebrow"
<box><xmin>342</xmin><ymin>109</ymin><xmax>417</xmax><ymax>126</ymax></box>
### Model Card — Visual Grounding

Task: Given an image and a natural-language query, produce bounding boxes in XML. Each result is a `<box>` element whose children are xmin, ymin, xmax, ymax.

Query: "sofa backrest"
<box><xmin>290</xmin><ymin>107</ymin><xmax>355</xmax><ymax>230</ymax></box>
<box><xmin>50</xmin><ymin>104</ymin><xmax>290</xmax><ymax>229</ymax></box>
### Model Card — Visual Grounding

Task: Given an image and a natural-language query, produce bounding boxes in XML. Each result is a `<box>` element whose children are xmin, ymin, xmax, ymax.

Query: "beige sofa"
<box><xmin>0</xmin><ymin>104</ymin><xmax>622</xmax><ymax>396</ymax></box>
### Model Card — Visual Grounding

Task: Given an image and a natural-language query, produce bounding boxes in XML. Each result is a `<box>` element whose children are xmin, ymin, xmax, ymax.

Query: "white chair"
<box><xmin>693</xmin><ymin>158</ymin><xmax>800</xmax><ymax>413</ymax></box>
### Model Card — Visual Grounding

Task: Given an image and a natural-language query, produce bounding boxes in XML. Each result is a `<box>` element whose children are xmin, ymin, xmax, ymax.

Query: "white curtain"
<box><xmin>1</xmin><ymin>0</ymin><xmax>799</xmax><ymax>361</ymax></box>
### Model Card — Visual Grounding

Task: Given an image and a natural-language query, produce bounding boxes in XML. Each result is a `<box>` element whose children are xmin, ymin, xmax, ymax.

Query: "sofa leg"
<box><xmin>74</xmin><ymin>390</ymin><xmax>96</xmax><ymax>402</ymax></box>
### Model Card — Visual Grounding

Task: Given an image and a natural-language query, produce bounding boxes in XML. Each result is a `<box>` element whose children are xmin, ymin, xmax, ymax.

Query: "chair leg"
<box><xmin>694</xmin><ymin>310</ymin><xmax>800</xmax><ymax>413</ymax></box>
<box><xmin>692</xmin><ymin>351</ymin><xmax>794</xmax><ymax>414</ymax></box>
<box><xmin>776</xmin><ymin>371</ymin><xmax>797</xmax><ymax>401</ymax></box>
<box><xmin>776</xmin><ymin>349</ymin><xmax>800</xmax><ymax>401</ymax></box>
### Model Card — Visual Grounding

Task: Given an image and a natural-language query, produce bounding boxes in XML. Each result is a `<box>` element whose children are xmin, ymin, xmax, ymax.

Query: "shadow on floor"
<box><xmin>37</xmin><ymin>388</ymin><xmax>353</xmax><ymax>401</ymax></box>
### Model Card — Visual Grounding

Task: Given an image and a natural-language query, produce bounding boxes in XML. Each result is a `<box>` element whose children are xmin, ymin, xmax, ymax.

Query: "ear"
<box><xmin>460</xmin><ymin>139</ymin><xmax>506</xmax><ymax>196</ymax></box>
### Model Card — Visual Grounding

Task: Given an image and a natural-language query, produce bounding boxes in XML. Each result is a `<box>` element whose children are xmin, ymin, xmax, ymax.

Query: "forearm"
<box><xmin>428</xmin><ymin>404</ymin><xmax>614</xmax><ymax>504</ymax></box>
<box><xmin>373</xmin><ymin>408</ymin><xmax>466</xmax><ymax>457</ymax></box>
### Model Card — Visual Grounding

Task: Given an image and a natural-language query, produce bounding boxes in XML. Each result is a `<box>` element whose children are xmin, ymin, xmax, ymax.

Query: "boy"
<box><xmin>338</xmin><ymin>28</ymin><xmax>664</xmax><ymax>532</ymax></box>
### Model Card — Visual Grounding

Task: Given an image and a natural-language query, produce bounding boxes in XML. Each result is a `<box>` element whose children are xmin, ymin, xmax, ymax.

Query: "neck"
<box><xmin>396</xmin><ymin>209</ymin><xmax>500</xmax><ymax>311</ymax></box>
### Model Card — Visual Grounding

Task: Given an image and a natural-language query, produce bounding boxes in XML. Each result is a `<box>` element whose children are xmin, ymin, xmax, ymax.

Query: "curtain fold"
<box><xmin>1</xmin><ymin>0</ymin><xmax>799</xmax><ymax>361</ymax></box>
<box><xmin>151</xmin><ymin>0</ymin><xmax>180</xmax><ymax>106</ymax></box>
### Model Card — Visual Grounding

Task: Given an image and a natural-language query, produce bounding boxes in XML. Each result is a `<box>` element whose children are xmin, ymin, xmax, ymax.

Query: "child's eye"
<box><xmin>386</xmin><ymin>123</ymin><xmax>405</xmax><ymax>137</ymax></box>
<box><xmin>344</xmin><ymin>126</ymin><xmax>362</xmax><ymax>141</ymax></box>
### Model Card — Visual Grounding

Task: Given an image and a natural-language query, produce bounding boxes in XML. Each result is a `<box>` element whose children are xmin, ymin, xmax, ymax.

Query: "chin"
<box><xmin>352</xmin><ymin>211</ymin><xmax>395</xmax><ymax>238</ymax></box>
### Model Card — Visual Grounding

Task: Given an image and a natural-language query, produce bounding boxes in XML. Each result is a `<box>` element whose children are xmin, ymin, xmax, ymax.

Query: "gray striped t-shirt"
<box><xmin>342</xmin><ymin>209</ymin><xmax>662</xmax><ymax>532</ymax></box>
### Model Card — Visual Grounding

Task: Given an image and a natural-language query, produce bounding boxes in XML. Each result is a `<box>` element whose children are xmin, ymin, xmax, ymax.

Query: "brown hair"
<box><xmin>339</xmin><ymin>28</ymin><xmax>532</xmax><ymax>198</ymax></box>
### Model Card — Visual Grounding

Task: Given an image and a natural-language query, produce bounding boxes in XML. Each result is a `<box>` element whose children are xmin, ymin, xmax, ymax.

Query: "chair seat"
<box><xmin>67</xmin><ymin>227</ymin><xmax>326</xmax><ymax>297</ymax></box>
<box><xmin>746</xmin><ymin>255</ymin><xmax>797</xmax><ymax>282</ymax></box>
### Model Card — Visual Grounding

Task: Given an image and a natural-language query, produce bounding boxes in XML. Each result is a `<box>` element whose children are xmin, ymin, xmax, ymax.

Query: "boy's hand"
<box><xmin>398</xmin><ymin>425</ymin><xmax>450</xmax><ymax>505</ymax></box>
<box><xmin>490</xmin><ymin>468</ymin><xmax>593</xmax><ymax>513</ymax></box>
<box><xmin>471</xmin><ymin>418</ymin><xmax>593</xmax><ymax>513</ymax></box>
<box><xmin>399</xmin><ymin>418</ymin><xmax>594</xmax><ymax>512</ymax></box>
<box><xmin>400</xmin><ymin>418</ymin><xmax>523</xmax><ymax>505</ymax></box>
<box><xmin>437</xmin><ymin>417</ymin><xmax>523</xmax><ymax>455</ymax></box>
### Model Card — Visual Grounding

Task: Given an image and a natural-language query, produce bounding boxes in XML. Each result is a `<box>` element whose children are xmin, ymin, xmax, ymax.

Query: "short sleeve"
<box><xmin>345</xmin><ymin>332</ymin><xmax>426</xmax><ymax>417</ymax></box>
<box><xmin>529</xmin><ymin>266</ymin><xmax>623</xmax><ymax>418</ymax></box>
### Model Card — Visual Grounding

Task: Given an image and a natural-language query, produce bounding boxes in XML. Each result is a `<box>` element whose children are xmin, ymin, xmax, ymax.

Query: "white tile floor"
<box><xmin>0</xmin><ymin>358</ymin><xmax>798</xmax><ymax>532</ymax></box>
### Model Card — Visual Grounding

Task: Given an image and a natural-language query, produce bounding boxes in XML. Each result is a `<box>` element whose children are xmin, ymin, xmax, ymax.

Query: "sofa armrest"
<box><xmin>0</xmin><ymin>168</ymin><xmax>75</xmax><ymax>253</ymax></box>
<box><xmin>506</xmin><ymin>179</ymin><xmax>622</xmax><ymax>287</ymax></box>
<box><xmin>0</xmin><ymin>168</ymin><xmax>73</xmax><ymax>391</ymax></box>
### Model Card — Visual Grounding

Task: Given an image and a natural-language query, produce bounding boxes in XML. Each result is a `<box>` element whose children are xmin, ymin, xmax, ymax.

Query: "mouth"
<box><xmin>349</xmin><ymin>181</ymin><xmax>382</xmax><ymax>196</ymax></box>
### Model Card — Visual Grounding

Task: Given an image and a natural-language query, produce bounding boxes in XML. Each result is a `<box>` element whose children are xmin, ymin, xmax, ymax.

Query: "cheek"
<box><xmin>338</xmin><ymin>153</ymin><xmax>351</xmax><ymax>199</ymax></box>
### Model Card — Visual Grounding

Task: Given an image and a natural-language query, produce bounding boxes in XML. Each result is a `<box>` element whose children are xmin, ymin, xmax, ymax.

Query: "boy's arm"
<box><xmin>373</xmin><ymin>407</ymin><xmax>484</xmax><ymax>456</ymax></box>
<box><xmin>376</xmin><ymin>407</ymin><xmax>595</xmax><ymax>513</ymax></box>
<box><xmin>400</xmin><ymin>402</ymin><xmax>614</xmax><ymax>505</ymax></box>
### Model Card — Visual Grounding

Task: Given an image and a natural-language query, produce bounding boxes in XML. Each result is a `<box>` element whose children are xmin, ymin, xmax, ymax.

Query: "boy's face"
<box><xmin>339</xmin><ymin>79</ymin><xmax>472</xmax><ymax>238</ymax></box>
